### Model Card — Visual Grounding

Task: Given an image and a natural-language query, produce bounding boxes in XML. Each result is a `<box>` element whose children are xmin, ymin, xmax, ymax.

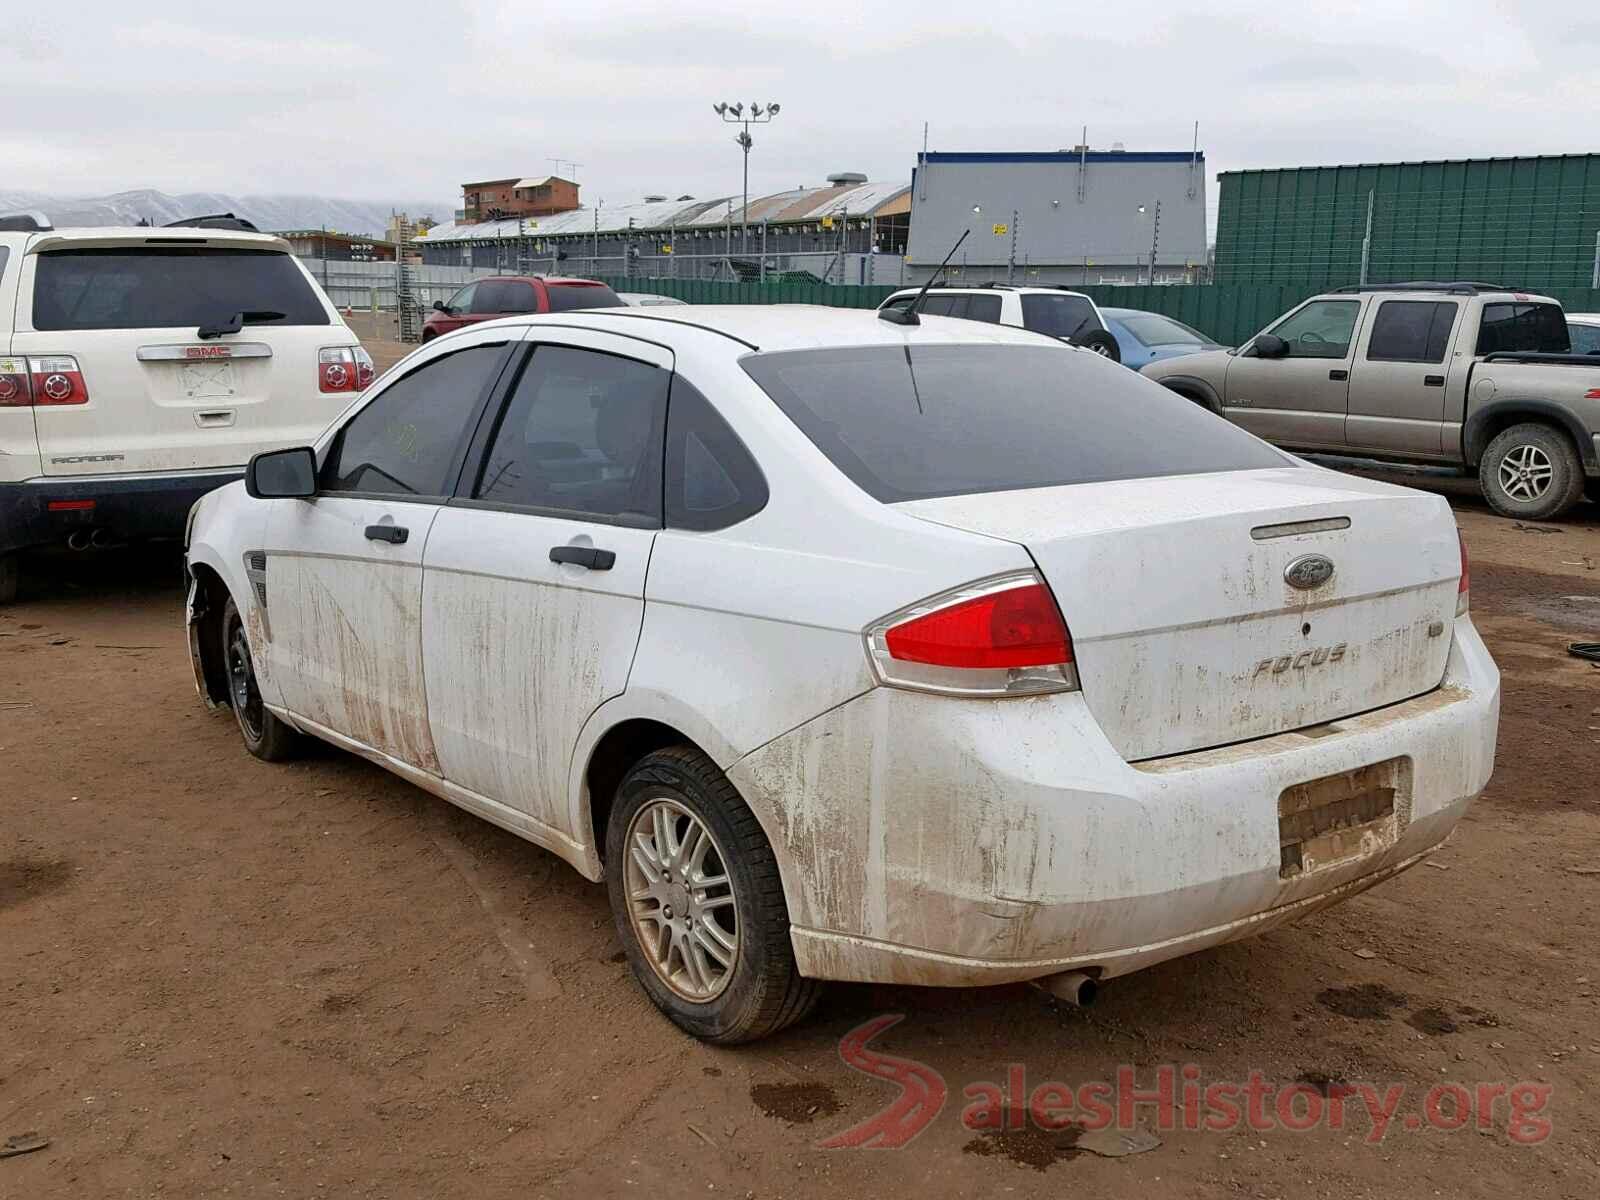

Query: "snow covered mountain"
<box><xmin>0</xmin><ymin>189</ymin><xmax>452</xmax><ymax>237</ymax></box>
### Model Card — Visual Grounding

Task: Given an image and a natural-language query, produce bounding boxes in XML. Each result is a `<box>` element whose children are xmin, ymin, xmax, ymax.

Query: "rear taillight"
<box><xmin>1456</xmin><ymin>530</ymin><xmax>1469</xmax><ymax>616</ymax></box>
<box><xmin>29</xmin><ymin>356</ymin><xmax>89</xmax><ymax>405</ymax></box>
<box><xmin>0</xmin><ymin>359</ymin><xmax>31</xmax><ymax>407</ymax></box>
<box><xmin>319</xmin><ymin>346</ymin><xmax>374</xmax><ymax>394</ymax></box>
<box><xmin>866</xmin><ymin>572</ymin><xmax>1078</xmax><ymax>697</ymax></box>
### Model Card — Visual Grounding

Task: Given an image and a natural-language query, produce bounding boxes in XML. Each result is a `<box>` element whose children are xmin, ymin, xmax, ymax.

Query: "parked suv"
<box><xmin>1143</xmin><ymin>283</ymin><xmax>1600</xmax><ymax>519</ymax></box>
<box><xmin>0</xmin><ymin>213</ymin><xmax>371</xmax><ymax>603</ymax></box>
<box><xmin>423</xmin><ymin>276</ymin><xmax>623</xmax><ymax>341</ymax></box>
<box><xmin>877</xmin><ymin>284</ymin><xmax>1122</xmax><ymax>361</ymax></box>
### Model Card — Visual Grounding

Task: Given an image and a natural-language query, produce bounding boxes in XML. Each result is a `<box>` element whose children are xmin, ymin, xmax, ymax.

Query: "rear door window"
<box><xmin>1366</xmin><ymin>300</ymin><xmax>1458</xmax><ymax>363</ymax></box>
<box><xmin>500</xmin><ymin>281</ymin><xmax>538</xmax><ymax>312</ymax></box>
<box><xmin>545</xmin><ymin>283</ymin><xmax>625</xmax><ymax>312</ymax></box>
<box><xmin>31</xmin><ymin>247</ymin><xmax>329</xmax><ymax>330</ymax></box>
<box><xmin>472</xmin><ymin>344</ymin><xmax>666</xmax><ymax>524</ymax></box>
<box><xmin>1020</xmin><ymin>294</ymin><xmax>1098</xmax><ymax>339</ymax></box>
<box><xmin>966</xmin><ymin>294</ymin><xmax>1002</xmax><ymax>323</ymax></box>
<box><xmin>920</xmin><ymin>294</ymin><xmax>967</xmax><ymax>318</ymax></box>
<box><xmin>1476</xmin><ymin>302</ymin><xmax>1570</xmax><ymax>354</ymax></box>
<box><xmin>471</xmin><ymin>281</ymin><xmax>510</xmax><ymax>313</ymax></box>
<box><xmin>743</xmin><ymin>345</ymin><xmax>1288</xmax><ymax>503</ymax></box>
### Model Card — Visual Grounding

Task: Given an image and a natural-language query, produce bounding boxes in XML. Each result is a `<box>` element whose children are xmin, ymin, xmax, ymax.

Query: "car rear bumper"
<box><xmin>0</xmin><ymin>469</ymin><xmax>242</xmax><ymax>556</ymax></box>
<box><xmin>729</xmin><ymin>617</ymin><xmax>1499</xmax><ymax>987</ymax></box>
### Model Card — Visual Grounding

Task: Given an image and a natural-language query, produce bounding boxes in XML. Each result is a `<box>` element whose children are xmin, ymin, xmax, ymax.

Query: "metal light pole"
<box><xmin>713</xmin><ymin>101</ymin><xmax>780</xmax><ymax>256</ymax></box>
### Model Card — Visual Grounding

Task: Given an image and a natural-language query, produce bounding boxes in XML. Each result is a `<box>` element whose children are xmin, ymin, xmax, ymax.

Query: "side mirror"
<box><xmin>1254</xmin><ymin>333</ymin><xmax>1290</xmax><ymax>359</ymax></box>
<box><xmin>432</xmin><ymin>300</ymin><xmax>448</xmax><ymax>313</ymax></box>
<box><xmin>246</xmin><ymin>446</ymin><xmax>317</xmax><ymax>500</ymax></box>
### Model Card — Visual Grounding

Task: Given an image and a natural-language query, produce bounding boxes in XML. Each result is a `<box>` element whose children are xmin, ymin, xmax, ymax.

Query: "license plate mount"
<box><xmin>1279</xmin><ymin>757</ymin><xmax>1410</xmax><ymax>879</ymax></box>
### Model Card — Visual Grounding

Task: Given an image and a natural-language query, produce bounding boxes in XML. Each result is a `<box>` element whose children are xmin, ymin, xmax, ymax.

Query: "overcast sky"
<box><xmin>9</xmin><ymin>0</ymin><xmax>1598</xmax><ymax>225</ymax></box>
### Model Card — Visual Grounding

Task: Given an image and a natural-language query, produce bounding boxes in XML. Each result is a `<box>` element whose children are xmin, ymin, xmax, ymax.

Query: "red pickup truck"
<box><xmin>423</xmin><ymin>276</ymin><xmax>623</xmax><ymax>341</ymax></box>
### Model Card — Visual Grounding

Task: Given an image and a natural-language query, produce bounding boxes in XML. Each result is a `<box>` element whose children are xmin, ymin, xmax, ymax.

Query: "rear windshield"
<box><xmin>545</xmin><ymin>283</ymin><xmax>625</xmax><ymax>313</ymax></box>
<box><xmin>1476</xmin><ymin>302</ymin><xmax>1569</xmax><ymax>355</ymax></box>
<box><xmin>742</xmin><ymin>344</ymin><xmax>1289</xmax><ymax>503</ymax></box>
<box><xmin>1117</xmin><ymin>313</ymin><xmax>1210</xmax><ymax>347</ymax></box>
<box><xmin>1020</xmin><ymin>293</ymin><xmax>1099</xmax><ymax>339</ymax></box>
<box><xmin>31</xmin><ymin>247</ymin><xmax>329</xmax><ymax>331</ymax></box>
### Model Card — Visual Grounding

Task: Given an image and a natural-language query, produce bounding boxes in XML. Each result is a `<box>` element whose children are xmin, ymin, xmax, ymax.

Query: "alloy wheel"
<box><xmin>623</xmin><ymin>797</ymin><xmax>739</xmax><ymax>1001</ymax></box>
<box><xmin>1498</xmin><ymin>443</ymin><xmax>1553</xmax><ymax>502</ymax></box>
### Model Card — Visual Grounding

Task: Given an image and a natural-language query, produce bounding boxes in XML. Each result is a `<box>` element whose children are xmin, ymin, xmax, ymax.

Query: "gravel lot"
<box><xmin>2</xmin><ymin>361</ymin><xmax>1597</xmax><ymax>1196</ymax></box>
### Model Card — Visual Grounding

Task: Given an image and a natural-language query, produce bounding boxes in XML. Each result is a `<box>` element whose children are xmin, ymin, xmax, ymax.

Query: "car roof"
<box><xmin>12</xmin><ymin>226</ymin><xmax>293</xmax><ymax>254</ymax></box>
<box><xmin>1564</xmin><ymin>312</ymin><xmax>1600</xmax><ymax>323</ymax></box>
<box><xmin>505</xmin><ymin>304</ymin><xmax>1061</xmax><ymax>353</ymax></box>
<box><xmin>883</xmin><ymin>284</ymin><xmax>1091</xmax><ymax>299</ymax></box>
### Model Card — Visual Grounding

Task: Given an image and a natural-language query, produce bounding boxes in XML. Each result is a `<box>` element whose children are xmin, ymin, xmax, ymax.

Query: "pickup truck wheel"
<box><xmin>1479</xmin><ymin>423</ymin><xmax>1585</xmax><ymax>520</ymax></box>
<box><xmin>223</xmin><ymin>596</ymin><xmax>304</xmax><ymax>762</ymax></box>
<box><xmin>605</xmin><ymin>746</ymin><xmax>823</xmax><ymax>1044</ymax></box>
<box><xmin>0</xmin><ymin>554</ymin><xmax>18</xmax><ymax>605</ymax></box>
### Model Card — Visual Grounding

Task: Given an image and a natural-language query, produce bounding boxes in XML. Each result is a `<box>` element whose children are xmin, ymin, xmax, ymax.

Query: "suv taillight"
<box><xmin>320</xmin><ymin>346</ymin><xmax>375</xmax><ymax>394</ymax></box>
<box><xmin>1456</xmin><ymin>531</ymin><xmax>1470</xmax><ymax>616</ymax></box>
<box><xmin>0</xmin><ymin>359</ymin><xmax>31</xmax><ymax>407</ymax></box>
<box><xmin>865</xmin><ymin>572</ymin><xmax>1078</xmax><ymax>697</ymax></box>
<box><xmin>29</xmin><ymin>356</ymin><xmax>89</xmax><ymax>406</ymax></box>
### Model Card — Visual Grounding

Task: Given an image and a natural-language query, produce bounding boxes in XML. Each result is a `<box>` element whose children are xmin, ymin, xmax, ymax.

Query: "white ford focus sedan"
<box><xmin>184</xmin><ymin>305</ymin><xmax>1499</xmax><ymax>1043</ymax></box>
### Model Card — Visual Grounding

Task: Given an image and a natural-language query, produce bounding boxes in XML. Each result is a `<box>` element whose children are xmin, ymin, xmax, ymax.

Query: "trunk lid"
<box><xmin>897</xmin><ymin>466</ymin><xmax>1460</xmax><ymax>761</ymax></box>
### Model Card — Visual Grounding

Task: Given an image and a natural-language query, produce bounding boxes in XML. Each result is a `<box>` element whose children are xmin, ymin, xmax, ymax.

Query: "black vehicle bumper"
<box><xmin>0</xmin><ymin>470</ymin><xmax>241</xmax><ymax>556</ymax></box>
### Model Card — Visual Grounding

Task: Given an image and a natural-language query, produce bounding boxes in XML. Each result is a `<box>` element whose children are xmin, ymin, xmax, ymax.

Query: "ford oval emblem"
<box><xmin>1284</xmin><ymin>554</ymin><xmax>1335</xmax><ymax>590</ymax></box>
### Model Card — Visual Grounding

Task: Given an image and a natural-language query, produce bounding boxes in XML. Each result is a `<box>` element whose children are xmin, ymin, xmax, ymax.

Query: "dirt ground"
<box><xmin>3</xmin><ymin>408</ymin><xmax>1598</xmax><ymax>1196</ymax></box>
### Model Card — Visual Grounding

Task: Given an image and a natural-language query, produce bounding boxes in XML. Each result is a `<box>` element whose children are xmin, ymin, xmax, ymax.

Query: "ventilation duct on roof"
<box><xmin>826</xmin><ymin>172</ymin><xmax>867</xmax><ymax>185</ymax></box>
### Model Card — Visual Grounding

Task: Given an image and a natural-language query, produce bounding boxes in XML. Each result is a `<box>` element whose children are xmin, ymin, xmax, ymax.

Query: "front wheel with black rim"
<box><xmin>222</xmin><ymin>596</ymin><xmax>303</xmax><ymax>762</ymax></box>
<box><xmin>1478</xmin><ymin>422</ymin><xmax>1585</xmax><ymax>521</ymax></box>
<box><xmin>0</xmin><ymin>554</ymin><xmax>17</xmax><ymax>606</ymax></box>
<box><xmin>605</xmin><ymin>746</ymin><xmax>823</xmax><ymax>1043</ymax></box>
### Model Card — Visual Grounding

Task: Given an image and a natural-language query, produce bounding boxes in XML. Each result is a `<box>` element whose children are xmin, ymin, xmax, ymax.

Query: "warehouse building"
<box><xmin>903</xmin><ymin>148</ymin><xmax>1209</xmax><ymax>286</ymax></box>
<box><xmin>1215</xmin><ymin>153</ymin><xmax>1600</xmax><ymax>288</ymax></box>
<box><xmin>418</xmin><ymin>174</ymin><xmax>912</xmax><ymax>284</ymax></box>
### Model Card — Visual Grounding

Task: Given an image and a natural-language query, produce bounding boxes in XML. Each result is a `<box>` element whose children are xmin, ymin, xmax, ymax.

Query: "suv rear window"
<box><xmin>31</xmin><ymin>247</ymin><xmax>329</xmax><ymax>331</ymax></box>
<box><xmin>1476</xmin><ymin>302</ymin><xmax>1569</xmax><ymax>355</ymax></box>
<box><xmin>743</xmin><ymin>345</ymin><xmax>1288</xmax><ymax>503</ymax></box>
<box><xmin>545</xmin><ymin>283</ymin><xmax>624</xmax><ymax>313</ymax></box>
<box><xmin>1020</xmin><ymin>293</ymin><xmax>1099</xmax><ymax>339</ymax></box>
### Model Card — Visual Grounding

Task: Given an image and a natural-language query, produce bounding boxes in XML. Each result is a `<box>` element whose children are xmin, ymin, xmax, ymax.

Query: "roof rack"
<box><xmin>0</xmin><ymin>210</ymin><xmax>53</xmax><ymax>233</ymax></box>
<box><xmin>1331</xmin><ymin>281</ymin><xmax>1525</xmax><ymax>295</ymax></box>
<box><xmin>162</xmin><ymin>213</ymin><xmax>260</xmax><ymax>232</ymax></box>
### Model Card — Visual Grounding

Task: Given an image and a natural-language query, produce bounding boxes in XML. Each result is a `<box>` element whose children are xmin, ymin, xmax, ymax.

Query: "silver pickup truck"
<box><xmin>1143</xmin><ymin>282</ymin><xmax>1600</xmax><ymax>519</ymax></box>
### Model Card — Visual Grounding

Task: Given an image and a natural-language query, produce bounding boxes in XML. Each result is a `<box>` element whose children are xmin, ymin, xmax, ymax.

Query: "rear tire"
<box><xmin>0</xmin><ymin>554</ymin><xmax>17</xmax><ymax>605</ymax></box>
<box><xmin>222</xmin><ymin>596</ymin><xmax>303</xmax><ymax>762</ymax></box>
<box><xmin>605</xmin><ymin>745</ymin><xmax>823</xmax><ymax>1044</ymax></box>
<box><xmin>1478</xmin><ymin>422</ymin><xmax>1585</xmax><ymax>520</ymax></box>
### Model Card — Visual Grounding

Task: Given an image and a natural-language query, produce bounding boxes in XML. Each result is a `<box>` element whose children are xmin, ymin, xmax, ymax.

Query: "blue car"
<box><xmin>1101</xmin><ymin>307</ymin><xmax>1224</xmax><ymax>369</ymax></box>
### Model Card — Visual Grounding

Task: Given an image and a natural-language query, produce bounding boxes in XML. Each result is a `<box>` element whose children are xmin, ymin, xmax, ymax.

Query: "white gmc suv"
<box><xmin>0</xmin><ymin>212</ymin><xmax>372</xmax><ymax>603</ymax></box>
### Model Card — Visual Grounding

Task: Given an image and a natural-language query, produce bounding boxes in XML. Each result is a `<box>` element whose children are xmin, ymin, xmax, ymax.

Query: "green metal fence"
<box><xmin>1215</xmin><ymin>156</ymin><xmax>1600</xmax><ymax>288</ymax></box>
<box><xmin>602</xmin><ymin>276</ymin><xmax>1600</xmax><ymax>349</ymax></box>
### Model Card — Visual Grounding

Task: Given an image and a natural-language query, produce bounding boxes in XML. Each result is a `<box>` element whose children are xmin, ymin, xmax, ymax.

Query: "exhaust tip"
<box><xmin>66</xmin><ymin>530</ymin><xmax>92</xmax><ymax>552</ymax></box>
<box><xmin>1035</xmin><ymin>969</ymin><xmax>1099</xmax><ymax>1008</ymax></box>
